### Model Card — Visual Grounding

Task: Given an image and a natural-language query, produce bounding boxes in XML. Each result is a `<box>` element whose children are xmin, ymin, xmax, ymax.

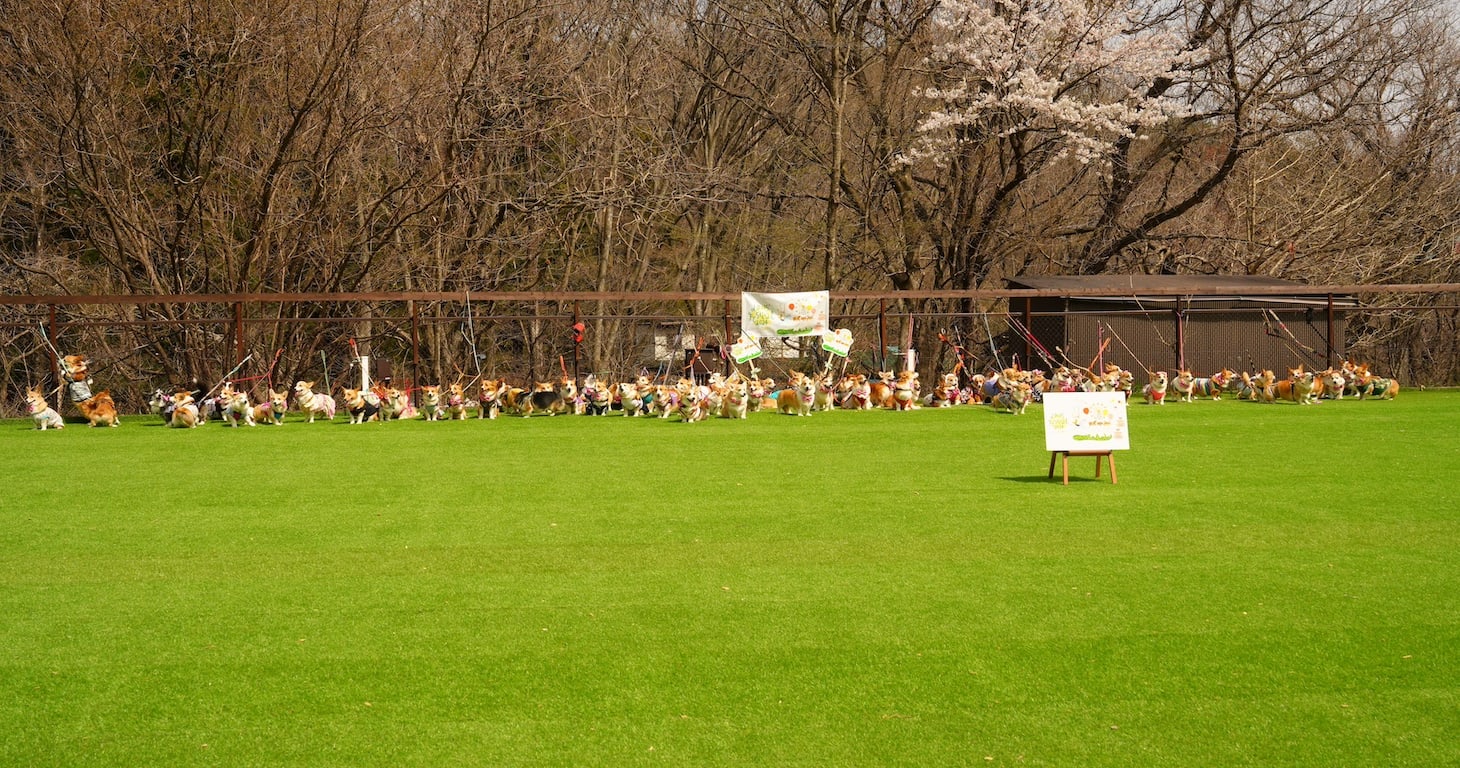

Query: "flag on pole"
<box><xmin>821</xmin><ymin>328</ymin><xmax>853</xmax><ymax>357</ymax></box>
<box><xmin>730</xmin><ymin>334</ymin><xmax>763</xmax><ymax>364</ymax></box>
<box><xmin>741</xmin><ymin>291</ymin><xmax>830</xmax><ymax>338</ymax></box>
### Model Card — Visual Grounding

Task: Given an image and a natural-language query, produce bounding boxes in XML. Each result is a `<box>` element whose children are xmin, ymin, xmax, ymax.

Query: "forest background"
<box><xmin>2</xmin><ymin>0</ymin><xmax>1459</xmax><ymax>394</ymax></box>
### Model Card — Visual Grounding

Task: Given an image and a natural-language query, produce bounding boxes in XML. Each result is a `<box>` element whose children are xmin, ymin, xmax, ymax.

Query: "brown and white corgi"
<box><xmin>476</xmin><ymin>379</ymin><xmax>508</xmax><ymax>419</ymax></box>
<box><xmin>720</xmin><ymin>375</ymin><xmax>750</xmax><ymax>419</ymax></box>
<box><xmin>418</xmin><ymin>385</ymin><xmax>443</xmax><ymax>420</ymax></box>
<box><xmin>293</xmin><ymin>381</ymin><xmax>336</xmax><ymax>422</ymax></box>
<box><xmin>1275</xmin><ymin>367</ymin><xmax>1317</xmax><ymax>405</ymax></box>
<box><xmin>77</xmin><ymin>390</ymin><xmax>121</xmax><ymax>427</ymax></box>
<box><xmin>890</xmin><ymin>371</ymin><xmax>919</xmax><ymax>411</ymax></box>
<box><xmin>868</xmin><ymin>371</ymin><xmax>896</xmax><ymax>409</ymax></box>
<box><xmin>342</xmin><ymin>387</ymin><xmax>381</xmax><ymax>423</ymax></box>
<box><xmin>170</xmin><ymin>391</ymin><xmax>201</xmax><ymax>428</ymax></box>
<box><xmin>581</xmin><ymin>376</ymin><xmax>614</xmax><ymax>416</ymax></box>
<box><xmin>219</xmin><ymin>384</ymin><xmax>256</xmax><ymax>427</ymax></box>
<box><xmin>1142</xmin><ymin>371</ymin><xmax>1169</xmax><ymax>405</ymax></box>
<box><xmin>618</xmin><ymin>381</ymin><xmax>647</xmax><ymax>416</ymax></box>
<box><xmin>519</xmin><ymin>381</ymin><xmax>562</xmax><ymax>417</ymax></box>
<box><xmin>991</xmin><ymin>381</ymin><xmax>1032</xmax><ymax>415</ymax></box>
<box><xmin>444</xmin><ymin>383</ymin><xmax>469</xmax><ymax>420</ymax></box>
<box><xmin>252</xmin><ymin>388</ymin><xmax>289</xmax><ymax>425</ymax></box>
<box><xmin>26</xmin><ymin>387</ymin><xmax>65</xmax><ymax>430</ymax></box>
<box><xmin>777</xmin><ymin>373</ymin><xmax>816</xmax><ymax>416</ymax></box>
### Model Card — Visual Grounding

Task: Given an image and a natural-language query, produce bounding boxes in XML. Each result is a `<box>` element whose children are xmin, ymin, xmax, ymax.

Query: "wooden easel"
<box><xmin>1048</xmin><ymin>450</ymin><xmax>1117</xmax><ymax>485</ymax></box>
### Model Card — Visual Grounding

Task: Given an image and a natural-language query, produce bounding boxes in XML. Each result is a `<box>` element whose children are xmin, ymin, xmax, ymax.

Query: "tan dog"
<box><xmin>990</xmin><ymin>381</ymin><xmax>1032</xmax><ymax>415</ymax></box>
<box><xmin>342</xmin><ymin>387</ymin><xmax>381</xmax><ymax>423</ymax></box>
<box><xmin>293</xmin><ymin>381</ymin><xmax>337</xmax><ymax>422</ymax></box>
<box><xmin>444</xmin><ymin>383</ymin><xmax>469</xmax><ymax>420</ymax></box>
<box><xmin>777</xmin><ymin>373</ymin><xmax>815</xmax><ymax>416</ymax></box>
<box><xmin>1141</xmin><ymin>371</ymin><xmax>1169</xmax><ymax>405</ymax></box>
<box><xmin>478</xmin><ymin>379</ymin><xmax>508</xmax><ymax>419</ymax></box>
<box><xmin>868</xmin><ymin>372</ymin><xmax>896</xmax><ymax>408</ymax></box>
<box><xmin>519</xmin><ymin>382</ymin><xmax>562</xmax><ymax>417</ymax></box>
<box><xmin>418</xmin><ymin>385</ymin><xmax>443</xmax><ymax>420</ymax></box>
<box><xmin>220</xmin><ymin>384</ymin><xmax>256</xmax><ymax>427</ymax></box>
<box><xmin>925</xmin><ymin>372</ymin><xmax>960</xmax><ymax>407</ymax></box>
<box><xmin>749</xmin><ymin>378</ymin><xmax>775</xmax><ymax>412</ymax></box>
<box><xmin>170</xmin><ymin>391</ymin><xmax>201</xmax><ymax>428</ymax></box>
<box><xmin>1275</xmin><ymin>367</ymin><xmax>1317</xmax><ymax>405</ymax></box>
<box><xmin>252</xmin><ymin>388</ymin><xmax>288</xmax><ymax>425</ymax></box>
<box><xmin>720</xmin><ymin>375</ymin><xmax>750</xmax><ymax>419</ymax></box>
<box><xmin>77</xmin><ymin>390</ymin><xmax>121</xmax><ymax>427</ymax></box>
<box><xmin>27</xmin><ymin>387</ymin><xmax>65</xmax><ymax>430</ymax></box>
<box><xmin>890</xmin><ymin>371</ymin><xmax>919</xmax><ymax>411</ymax></box>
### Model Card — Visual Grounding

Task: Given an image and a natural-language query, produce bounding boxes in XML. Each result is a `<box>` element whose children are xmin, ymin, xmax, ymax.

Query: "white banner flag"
<box><xmin>741</xmin><ymin>291</ymin><xmax>830</xmax><ymax>338</ymax></box>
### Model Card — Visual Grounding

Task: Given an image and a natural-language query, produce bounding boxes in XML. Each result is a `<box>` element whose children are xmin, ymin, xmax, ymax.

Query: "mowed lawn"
<box><xmin>2</xmin><ymin>390</ymin><xmax>1458</xmax><ymax>767</ymax></box>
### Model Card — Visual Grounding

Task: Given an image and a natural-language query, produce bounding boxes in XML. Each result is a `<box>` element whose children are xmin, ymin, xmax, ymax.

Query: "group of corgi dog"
<box><xmin>24</xmin><ymin>354</ymin><xmax>122</xmax><ymax>430</ymax></box>
<box><xmin>1137</xmin><ymin>362</ymin><xmax>1399</xmax><ymax>405</ymax></box>
<box><xmin>27</xmin><ymin>356</ymin><xmax>1402</xmax><ymax>430</ymax></box>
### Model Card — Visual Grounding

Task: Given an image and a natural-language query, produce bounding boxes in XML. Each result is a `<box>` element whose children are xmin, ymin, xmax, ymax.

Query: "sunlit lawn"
<box><xmin>2</xmin><ymin>391</ymin><xmax>1457</xmax><ymax>766</ymax></box>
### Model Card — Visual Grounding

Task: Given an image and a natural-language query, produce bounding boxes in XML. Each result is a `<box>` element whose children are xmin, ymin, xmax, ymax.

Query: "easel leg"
<box><xmin>1108</xmin><ymin>453</ymin><xmax>1117</xmax><ymax>484</ymax></box>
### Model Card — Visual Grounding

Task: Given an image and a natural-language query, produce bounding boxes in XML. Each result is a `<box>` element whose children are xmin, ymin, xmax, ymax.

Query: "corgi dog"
<box><xmin>839</xmin><ymin>374</ymin><xmax>873</xmax><ymax>410</ymax></box>
<box><xmin>341</xmin><ymin>387</ymin><xmax>381</xmax><ymax>423</ymax></box>
<box><xmin>26</xmin><ymin>387</ymin><xmax>65</xmax><ymax>430</ymax></box>
<box><xmin>1252</xmin><ymin>370</ymin><xmax>1277</xmax><ymax>403</ymax></box>
<box><xmin>812</xmin><ymin>370</ymin><xmax>837</xmax><ymax>411</ymax></box>
<box><xmin>652</xmin><ymin>384</ymin><xmax>679</xmax><ymax>419</ymax></box>
<box><xmin>777</xmin><ymin>373</ymin><xmax>816</xmax><ymax>416</ymax></box>
<box><xmin>556</xmin><ymin>377</ymin><xmax>577</xmax><ymax>415</ymax></box>
<box><xmin>477</xmin><ymin>379</ymin><xmax>508</xmax><ymax>419</ymax></box>
<box><xmin>219</xmin><ymin>384</ymin><xmax>256</xmax><ymax>427</ymax></box>
<box><xmin>891</xmin><ymin>370</ymin><xmax>919</xmax><ymax>411</ymax></box>
<box><xmin>59</xmin><ymin>354</ymin><xmax>95</xmax><ymax>403</ymax></box>
<box><xmin>444</xmin><ymin>383</ymin><xmax>469</xmax><ymax>420</ymax></box>
<box><xmin>991</xmin><ymin>381</ymin><xmax>1032</xmax><ymax>415</ymax></box>
<box><xmin>720</xmin><ymin>375</ymin><xmax>750</xmax><ymax>419</ymax></box>
<box><xmin>293</xmin><ymin>381</ymin><xmax>336</xmax><ymax>422</ymax></box>
<box><xmin>1190</xmin><ymin>368</ymin><xmax>1235</xmax><ymax>400</ymax></box>
<box><xmin>376</xmin><ymin>387</ymin><xmax>415</xmax><ymax>420</ymax></box>
<box><xmin>581</xmin><ymin>375</ymin><xmax>614</xmax><ymax>416</ymax></box>
<box><xmin>1172</xmin><ymin>370</ymin><xmax>1197</xmax><ymax>402</ymax></box>
<box><xmin>1142</xmin><ymin>371</ymin><xmax>1169</xmax><ymax>405</ymax></box>
<box><xmin>749</xmin><ymin>377</ymin><xmax>775</xmax><ymax>411</ymax></box>
<box><xmin>868</xmin><ymin>372</ymin><xmax>896</xmax><ymax>409</ymax></box>
<box><xmin>519</xmin><ymin>381</ymin><xmax>562</xmax><ymax>417</ymax></box>
<box><xmin>1313</xmin><ymin>368</ymin><xmax>1347</xmax><ymax>400</ymax></box>
<box><xmin>1351</xmin><ymin>364</ymin><xmax>1400</xmax><ymax>400</ymax></box>
<box><xmin>170</xmin><ymin>391</ymin><xmax>201</xmax><ymax>428</ymax></box>
<box><xmin>582</xmin><ymin>381</ymin><xmax>614</xmax><ymax>415</ymax></box>
<box><xmin>678</xmin><ymin>386</ymin><xmax>707</xmax><ymax>423</ymax></box>
<box><xmin>418</xmin><ymin>385</ymin><xmax>443</xmax><ymax>420</ymax></box>
<box><xmin>1275</xmin><ymin>367</ymin><xmax>1318</xmax><ymax>405</ymax></box>
<box><xmin>618</xmin><ymin>381</ymin><xmax>647</xmax><ymax>416</ymax></box>
<box><xmin>925</xmin><ymin>372</ymin><xmax>960</xmax><ymax>407</ymax></box>
<box><xmin>252</xmin><ymin>388</ymin><xmax>288</xmax><ymax>425</ymax></box>
<box><xmin>77</xmin><ymin>390</ymin><xmax>121</xmax><ymax>427</ymax></box>
<box><xmin>1048</xmin><ymin>367</ymin><xmax>1077</xmax><ymax>394</ymax></box>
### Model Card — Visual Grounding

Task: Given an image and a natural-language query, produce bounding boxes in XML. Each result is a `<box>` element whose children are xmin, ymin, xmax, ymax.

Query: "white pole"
<box><xmin>359</xmin><ymin>355</ymin><xmax>371</xmax><ymax>391</ymax></box>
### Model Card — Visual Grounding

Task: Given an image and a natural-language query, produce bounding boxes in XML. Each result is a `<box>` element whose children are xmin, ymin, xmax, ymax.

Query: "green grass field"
<box><xmin>3</xmin><ymin>392</ymin><xmax>1458</xmax><ymax>767</ymax></box>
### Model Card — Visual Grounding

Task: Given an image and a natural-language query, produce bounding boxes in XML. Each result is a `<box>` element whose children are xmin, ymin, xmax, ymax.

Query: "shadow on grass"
<box><xmin>999</xmin><ymin>475</ymin><xmax>1116</xmax><ymax>484</ymax></box>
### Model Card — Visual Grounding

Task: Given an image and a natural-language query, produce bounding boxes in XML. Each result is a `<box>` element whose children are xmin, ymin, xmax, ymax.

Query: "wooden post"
<box><xmin>878</xmin><ymin>299</ymin><xmax>888</xmax><ymax>370</ymax></box>
<box><xmin>573</xmin><ymin>300</ymin><xmax>582</xmax><ymax>383</ymax></box>
<box><xmin>723</xmin><ymin>300</ymin><xmax>734</xmax><ymax>375</ymax></box>
<box><xmin>233</xmin><ymin>301</ymin><xmax>245</xmax><ymax>368</ymax></box>
<box><xmin>1326</xmin><ymin>294</ymin><xmax>1336</xmax><ymax>368</ymax></box>
<box><xmin>409</xmin><ymin>301</ymin><xmax>420</xmax><ymax>404</ymax></box>
<box><xmin>1023</xmin><ymin>297</ymin><xmax>1033</xmax><ymax>367</ymax></box>
<box><xmin>48</xmin><ymin>304</ymin><xmax>61</xmax><ymax>410</ymax></box>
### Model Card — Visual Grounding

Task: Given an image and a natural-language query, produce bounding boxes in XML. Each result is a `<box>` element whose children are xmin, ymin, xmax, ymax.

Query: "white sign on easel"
<box><xmin>1042</xmin><ymin>392</ymin><xmax>1130</xmax><ymax>452</ymax></box>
